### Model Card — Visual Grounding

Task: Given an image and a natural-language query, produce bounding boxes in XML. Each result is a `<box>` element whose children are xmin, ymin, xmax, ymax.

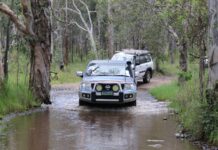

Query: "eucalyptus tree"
<box><xmin>0</xmin><ymin>0</ymin><xmax>52</xmax><ymax>104</ymax></box>
<box><xmin>106</xmin><ymin>0</ymin><xmax>114</xmax><ymax>57</ymax></box>
<box><xmin>54</xmin><ymin>0</ymin><xmax>98</xmax><ymax>59</ymax></box>
<box><xmin>208</xmin><ymin>0</ymin><xmax>218</xmax><ymax>98</ymax></box>
<box><xmin>0</xmin><ymin>53</ymin><xmax>3</xmax><ymax>88</ymax></box>
<box><xmin>153</xmin><ymin>0</ymin><xmax>191</xmax><ymax>83</ymax></box>
<box><xmin>153</xmin><ymin>0</ymin><xmax>208</xmax><ymax>85</ymax></box>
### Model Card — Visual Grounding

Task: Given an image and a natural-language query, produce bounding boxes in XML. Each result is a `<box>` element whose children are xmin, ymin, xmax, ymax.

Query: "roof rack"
<box><xmin>122</xmin><ymin>49</ymin><xmax>150</xmax><ymax>55</ymax></box>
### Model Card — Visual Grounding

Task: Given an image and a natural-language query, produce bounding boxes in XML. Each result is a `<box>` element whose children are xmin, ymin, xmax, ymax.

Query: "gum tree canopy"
<box><xmin>0</xmin><ymin>0</ymin><xmax>52</xmax><ymax>104</ymax></box>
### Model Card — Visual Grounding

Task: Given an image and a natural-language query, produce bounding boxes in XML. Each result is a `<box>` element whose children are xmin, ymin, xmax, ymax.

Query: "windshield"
<box><xmin>111</xmin><ymin>53</ymin><xmax>133</xmax><ymax>62</ymax></box>
<box><xmin>86</xmin><ymin>64</ymin><xmax>130</xmax><ymax>77</ymax></box>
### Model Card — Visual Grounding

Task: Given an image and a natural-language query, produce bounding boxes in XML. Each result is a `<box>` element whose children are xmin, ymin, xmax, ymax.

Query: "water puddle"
<box><xmin>0</xmin><ymin>87</ymin><xmax>199</xmax><ymax>150</ymax></box>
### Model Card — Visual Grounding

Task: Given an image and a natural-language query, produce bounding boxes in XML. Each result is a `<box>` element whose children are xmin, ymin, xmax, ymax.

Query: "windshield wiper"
<box><xmin>111</xmin><ymin>75</ymin><xmax>130</xmax><ymax>77</ymax></box>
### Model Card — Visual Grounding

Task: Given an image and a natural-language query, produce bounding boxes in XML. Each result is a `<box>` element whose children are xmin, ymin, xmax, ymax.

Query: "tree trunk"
<box><xmin>63</xmin><ymin>0</ymin><xmax>69</xmax><ymax>66</ymax></box>
<box><xmin>207</xmin><ymin>0</ymin><xmax>218</xmax><ymax>105</ymax></box>
<box><xmin>208</xmin><ymin>0</ymin><xmax>218</xmax><ymax>90</ymax></box>
<box><xmin>155</xmin><ymin>57</ymin><xmax>160</xmax><ymax>72</ymax></box>
<box><xmin>107</xmin><ymin>0</ymin><xmax>114</xmax><ymax>58</ymax></box>
<box><xmin>169</xmin><ymin>35</ymin><xmax>175</xmax><ymax>64</ymax></box>
<box><xmin>0</xmin><ymin>0</ymin><xmax>51</xmax><ymax>104</ymax></box>
<box><xmin>4</xmin><ymin>19</ymin><xmax>11</xmax><ymax>80</ymax></box>
<box><xmin>29</xmin><ymin>0</ymin><xmax>51</xmax><ymax>104</ymax></box>
<box><xmin>3</xmin><ymin>0</ymin><xmax>14</xmax><ymax>81</ymax></box>
<box><xmin>89</xmin><ymin>31</ymin><xmax>98</xmax><ymax>59</ymax></box>
<box><xmin>199</xmin><ymin>40</ymin><xmax>206</xmax><ymax>98</ymax></box>
<box><xmin>50</xmin><ymin>0</ymin><xmax>54</xmax><ymax>63</ymax></box>
<box><xmin>63</xmin><ymin>30</ymin><xmax>69</xmax><ymax>66</ymax></box>
<box><xmin>178</xmin><ymin>37</ymin><xmax>188</xmax><ymax>84</ymax></box>
<box><xmin>0</xmin><ymin>54</ymin><xmax>4</xmax><ymax>89</ymax></box>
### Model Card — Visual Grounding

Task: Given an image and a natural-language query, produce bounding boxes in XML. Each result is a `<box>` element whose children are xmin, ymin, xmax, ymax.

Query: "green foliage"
<box><xmin>170</xmin><ymin>76</ymin><xmax>206</xmax><ymax>138</ymax></box>
<box><xmin>157</xmin><ymin>60</ymin><xmax>179</xmax><ymax>75</ymax></box>
<box><xmin>202</xmin><ymin>106</ymin><xmax>218</xmax><ymax>144</ymax></box>
<box><xmin>0</xmin><ymin>50</ymin><xmax>39</xmax><ymax>117</ymax></box>
<box><xmin>149</xmin><ymin>82</ymin><xmax>179</xmax><ymax>101</ymax></box>
<box><xmin>0</xmin><ymin>76</ymin><xmax>40</xmax><ymax>116</ymax></box>
<box><xmin>150</xmin><ymin>60</ymin><xmax>218</xmax><ymax>144</ymax></box>
<box><xmin>177</xmin><ymin>71</ymin><xmax>192</xmax><ymax>81</ymax></box>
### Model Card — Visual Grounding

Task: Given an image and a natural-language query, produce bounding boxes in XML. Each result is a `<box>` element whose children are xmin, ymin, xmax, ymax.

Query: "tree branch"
<box><xmin>21</xmin><ymin>0</ymin><xmax>35</xmax><ymax>36</ymax></box>
<box><xmin>79</xmin><ymin>0</ymin><xmax>93</xmax><ymax>30</ymax></box>
<box><xmin>52</xmin><ymin>7</ymin><xmax>87</xmax><ymax>31</ymax></box>
<box><xmin>0</xmin><ymin>2</ymin><xmax>29</xmax><ymax>35</ymax></box>
<box><xmin>72</xmin><ymin>0</ymin><xmax>89</xmax><ymax>30</ymax></box>
<box><xmin>51</xmin><ymin>7</ymin><xmax>66</xmax><ymax>23</ymax></box>
<box><xmin>68</xmin><ymin>21</ymin><xmax>88</xmax><ymax>31</ymax></box>
<box><xmin>166</xmin><ymin>23</ymin><xmax>180</xmax><ymax>46</ymax></box>
<box><xmin>61</xmin><ymin>7</ymin><xmax>79</xmax><ymax>15</ymax></box>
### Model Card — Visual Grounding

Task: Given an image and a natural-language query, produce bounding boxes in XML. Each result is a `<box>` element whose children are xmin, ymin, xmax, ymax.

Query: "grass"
<box><xmin>0</xmin><ymin>51</ymin><xmax>40</xmax><ymax>117</ymax></box>
<box><xmin>51</xmin><ymin>61</ymin><xmax>88</xmax><ymax>85</ymax></box>
<box><xmin>149</xmin><ymin>82</ymin><xmax>179</xmax><ymax>101</ymax></box>
<box><xmin>0</xmin><ymin>50</ymin><xmax>89</xmax><ymax>117</ymax></box>
<box><xmin>149</xmin><ymin>59</ymin><xmax>218</xmax><ymax>145</ymax></box>
<box><xmin>0</xmin><ymin>76</ymin><xmax>40</xmax><ymax>117</ymax></box>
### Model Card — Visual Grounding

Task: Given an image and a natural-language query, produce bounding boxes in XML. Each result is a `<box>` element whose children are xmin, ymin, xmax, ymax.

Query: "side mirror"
<box><xmin>76</xmin><ymin>71</ymin><xmax>83</xmax><ymax>78</ymax></box>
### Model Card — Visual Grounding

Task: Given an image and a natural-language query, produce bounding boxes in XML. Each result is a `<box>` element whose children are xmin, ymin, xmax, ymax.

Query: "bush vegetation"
<box><xmin>0</xmin><ymin>51</ymin><xmax>38</xmax><ymax>117</ymax></box>
<box><xmin>0</xmin><ymin>50</ymin><xmax>90</xmax><ymax>117</ymax></box>
<box><xmin>149</xmin><ymin>60</ymin><xmax>218</xmax><ymax>145</ymax></box>
<box><xmin>0</xmin><ymin>77</ymin><xmax>40</xmax><ymax>118</ymax></box>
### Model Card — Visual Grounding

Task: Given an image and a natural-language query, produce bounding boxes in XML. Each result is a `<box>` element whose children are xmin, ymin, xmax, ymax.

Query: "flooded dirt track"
<box><xmin>0</xmin><ymin>83</ymin><xmax>199</xmax><ymax>150</ymax></box>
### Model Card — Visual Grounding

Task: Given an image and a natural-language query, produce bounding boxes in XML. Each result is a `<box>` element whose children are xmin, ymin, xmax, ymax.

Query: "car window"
<box><xmin>135</xmin><ymin>56</ymin><xmax>140</xmax><ymax>65</ymax></box>
<box><xmin>111</xmin><ymin>53</ymin><xmax>133</xmax><ymax>62</ymax></box>
<box><xmin>140</xmin><ymin>55</ymin><xmax>146</xmax><ymax>64</ymax></box>
<box><xmin>145</xmin><ymin>54</ymin><xmax>151</xmax><ymax>62</ymax></box>
<box><xmin>86</xmin><ymin>64</ymin><xmax>130</xmax><ymax>77</ymax></box>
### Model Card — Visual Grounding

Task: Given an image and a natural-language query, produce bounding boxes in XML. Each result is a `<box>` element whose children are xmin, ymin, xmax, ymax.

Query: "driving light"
<box><xmin>96</xmin><ymin>84</ymin><xmax>103</xmax><ymax>92</ymax></box>
<box><xmin>112</xmin><ymin>85</ymin><xmax>119</xmax><ymax>92</ymax></box>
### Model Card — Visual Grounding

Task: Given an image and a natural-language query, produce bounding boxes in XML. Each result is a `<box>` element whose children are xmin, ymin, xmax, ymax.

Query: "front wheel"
<box><xmin>130</xmin><ymin>100</ymin><xmax>136</xmax><ymax>106</ymax></box>
<box><xmin>79</xmin><ymin>100</ymin><xmax>86</xmax><ymax>106</ymax></box>
<box><xmin>143</xmin><ymin>71</ymin><xmax>151</xmax><ymax>83</ymax></box>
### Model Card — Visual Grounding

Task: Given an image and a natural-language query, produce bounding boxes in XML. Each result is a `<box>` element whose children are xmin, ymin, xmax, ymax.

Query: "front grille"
<box><xmin>91</xmin><ymin>92</ymin><xmax>124</xmax><ymax>102</ymax></box>
<box><xmin>95</xmin><ymin>95</ymin><xmax>119</xmax><ymax>99</ymax></box>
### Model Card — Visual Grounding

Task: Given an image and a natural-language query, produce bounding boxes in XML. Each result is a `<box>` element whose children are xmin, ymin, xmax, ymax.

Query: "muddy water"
<box><xmin>0</xmin><ymin>86</ymin><xmax>199</xmax><ymax>150</ymax></box>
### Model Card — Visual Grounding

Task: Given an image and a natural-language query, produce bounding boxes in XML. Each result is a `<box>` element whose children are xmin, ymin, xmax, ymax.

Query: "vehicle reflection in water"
<box><xmin>0</xmin><ymin>89</ymin><xmax>199</xmax><ymax>150</ymax></box>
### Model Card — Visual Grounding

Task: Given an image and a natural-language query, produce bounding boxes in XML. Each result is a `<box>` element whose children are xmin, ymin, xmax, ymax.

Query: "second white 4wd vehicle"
<box><xmin>111</xmin><ymin>49</ymin><xmax>154</xmax><ymax>83</ymax></box>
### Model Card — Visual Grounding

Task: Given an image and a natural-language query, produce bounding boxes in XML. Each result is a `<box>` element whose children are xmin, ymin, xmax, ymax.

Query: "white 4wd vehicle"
<box><xmin>111</xmin><ymin>49</ymin><xmax>154</xmax><ymax>83</ymax></box>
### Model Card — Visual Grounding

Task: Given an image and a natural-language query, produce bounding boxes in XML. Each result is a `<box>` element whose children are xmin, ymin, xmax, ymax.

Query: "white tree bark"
<box><xmin>64</xmin><ymin>0</ymin><xmax>98</xmax><ymax>58</ymax></box>
<box><xmin>208</xmin><ymin>0</ymin><xmax>218</xmax><ymax>90</ymax></box>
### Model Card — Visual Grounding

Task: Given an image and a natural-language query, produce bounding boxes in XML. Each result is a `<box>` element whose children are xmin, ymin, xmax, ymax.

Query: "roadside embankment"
<box><xmin>149</xmin><ymin>74</ymin><xmax>218</xmax><ymax>147</ymax></box>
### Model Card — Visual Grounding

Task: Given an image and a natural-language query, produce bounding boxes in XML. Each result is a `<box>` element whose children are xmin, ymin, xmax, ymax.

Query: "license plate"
<box><xmin>102</xmin><ymin>91</ymin><xmax>113</xmax><ymax>96</ymax></box>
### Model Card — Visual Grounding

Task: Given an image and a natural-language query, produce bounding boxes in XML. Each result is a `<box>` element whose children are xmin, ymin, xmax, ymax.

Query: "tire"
<box><xmin>79</xmin><ymin>100</ymin><xmax>86</xmax><ymax>106</ymax></box>
<box><xmin>143</xmin><ymin>70</ymin><xmax>151</xmax><ymax>83</ymax></box>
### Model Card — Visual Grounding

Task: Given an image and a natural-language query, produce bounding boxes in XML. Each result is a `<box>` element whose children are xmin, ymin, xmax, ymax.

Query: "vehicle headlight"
<box><xmin>112</xmin><ymin>85</ymin><xmax>119</xmax><ymax>92</ymax></box>
<box><xmin>80</xmin><ymin>82</ymin><xmax>92</xmax><ymax>91</ymax></box>
<box><xmin>124</xmin><ymin>83</ymin><xmax>136</xmax><ymax>91</ymax></box>
<box><xmin>96</xmin><ymin>84</ymin><xmax>103</xmax><ymax>92</ymax></box>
